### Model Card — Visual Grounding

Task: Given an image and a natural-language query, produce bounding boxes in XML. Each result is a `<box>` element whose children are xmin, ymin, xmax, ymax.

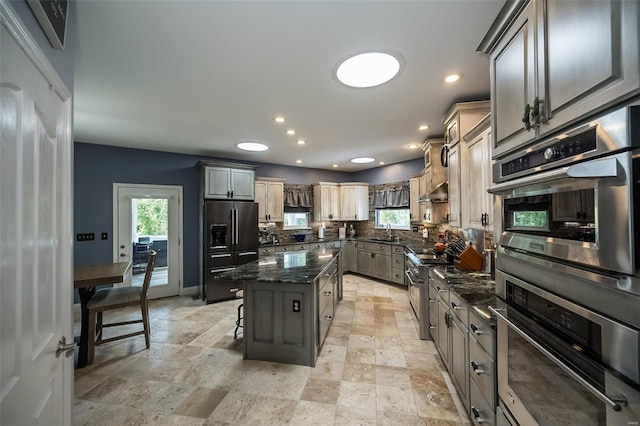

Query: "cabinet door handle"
<box><xmin>522</xmin><ymin>103</ymin><xmax>532</xmax><ymax>131</ymax></box>
<box><xmin>323</xmin><ymin>315</ymin><xmax>333</xmax><ymax>321</ymax></box>
<box><xmin>451</xmin><ymin>302</ymin><xmax>463</xmax><ymax>311</ymax></box>
<box><xmin>437</xmin><ymin>287</ymin><xmax>446</xmax><ymax>293</ymax></box>
<box><xmin>470</xmin><ymin>361</ymin><xmax>484</xmax><ymax>375</ymax></box>
<box><xmin>429</xmin><ymin>299</ymin><xmax>435</xmax><ymax>304</ymax></box>
<box><xmin>471</xmin><ymin>407</ymin><xmax>485</xmax><ymax>423</ymax></box>
<box><xmin>533</xmin><ymin>96</ymin><xmax>545</xmax><ymax>126</ymax></box>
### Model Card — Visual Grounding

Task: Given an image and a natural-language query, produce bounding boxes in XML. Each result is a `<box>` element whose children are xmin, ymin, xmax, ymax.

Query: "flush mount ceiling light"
<box><xmin>273</xmin><ymin>116</ymin><xmax>286</xmax><ymax>123</ymax></box>
<box><xmin>444</xmin><ymin>73</ymin><xmax>462</xmax><ymax>83</ymax></box>
<box><xmin>296</xmin><ymin>139</ymin><xmax>306</xmax><ymax>145</ymax></box>
<box><xmin>405</xmin><ymin>143</ymin><xmax>421</xmax><ymax>150</ymax></box>
<box><xmin>286</xmin><ymin>129</ymin><xmax>296</xmax><ymax>135</ymax></box>
<box><xmin>418</xmin><ymin>124</ymin><xmax>429</xmax><ymax>131</ymax></box>
<box><xmin>236</xmin><ymin>142</ymin><xmax>269</xmax><ymax>152</ymax></box>
<box><xmin>335</xmin><ymin>51</ymin><xmax>402</xmax><ymax>88</ymax></box>
<box><xmin>350</xmin><ymin>157</ymin><xmax>375</xmax><ymax>164</ymax></box>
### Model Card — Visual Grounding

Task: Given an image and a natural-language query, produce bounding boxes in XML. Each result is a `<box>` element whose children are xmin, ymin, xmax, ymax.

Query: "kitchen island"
<box><xmin>213</xmin><ymin>248</ymin><xmax>342</xmax><ymax>367</ymax></box>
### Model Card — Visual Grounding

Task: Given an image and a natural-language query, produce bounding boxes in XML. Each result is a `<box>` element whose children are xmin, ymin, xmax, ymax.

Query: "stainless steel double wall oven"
<box><xmin>489</xmin><ymin>104</ymin><xmax>640</xmax><ymax>424</ymax></box>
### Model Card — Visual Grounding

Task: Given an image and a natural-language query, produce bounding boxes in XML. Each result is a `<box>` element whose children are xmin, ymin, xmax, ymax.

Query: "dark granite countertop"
<box><xmin>213</xmin><ymin>248</ymin><xmax>341</xmax><ymax>284</ymax></box>
<box><xmin>431</xmin><ymin>265</ymin><xmax>497</xmax><ymax>328</ymax></box>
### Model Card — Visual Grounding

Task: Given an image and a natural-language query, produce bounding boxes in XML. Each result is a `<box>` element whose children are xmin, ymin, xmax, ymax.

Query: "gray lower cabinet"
<box><xmin>244</xmin><ymin>255</ymin><xmax>340</xmax><ymax>367</ymax></box>
<box><xmin>429</xmin><ymin>276</ymin><xmax>498</xmax><ymax>424</ymax></box>
<box><xmin>357</xmin><ymin>249</ymin><xmax>375</xmax><ymax>276</ymax></box>
<box><xmin>357</xmin><ymin>242</ymin><xmax>393</xmax><ymax>282</ymax></box>
<box><xmin>349</xmin><ymin>241</ymin><xmax>358</xmax><ymax>272</ymax></box>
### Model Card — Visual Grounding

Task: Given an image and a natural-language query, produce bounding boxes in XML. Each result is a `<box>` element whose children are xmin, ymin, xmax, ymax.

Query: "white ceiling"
<box><xmin>73</xmin><ymin>1</ymin><xmax>505</xmax><ymax>172</ymax></box>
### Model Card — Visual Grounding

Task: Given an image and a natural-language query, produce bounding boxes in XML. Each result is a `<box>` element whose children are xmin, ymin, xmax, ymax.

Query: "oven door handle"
<box><xmin>488</xmin><ymin>157</ymin><xmax>618</xmax><ymax>194</ymax></box>
<box><xmin>405</xmin><ymin>270</ymin><xmax>421</xmax><ymax>286</ymax></box>
<box><xmin>488</xmin><ymin>306</ymin><xmax>627</xmax><ymax>412</ymax></box>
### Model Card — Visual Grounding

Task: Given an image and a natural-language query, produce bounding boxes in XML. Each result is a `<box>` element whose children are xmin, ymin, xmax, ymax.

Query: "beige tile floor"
<box><xmin>74</xmin><ymin>274</ymin><xmax>471</xmax><ymax>425</ymax></box>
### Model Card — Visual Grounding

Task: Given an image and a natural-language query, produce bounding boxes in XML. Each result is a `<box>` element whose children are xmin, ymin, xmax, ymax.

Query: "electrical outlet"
<box><xmin>76</xmin><ymin>233</ymin><xmax>95</xmax><ymax>241</ymax></box>
<box><xmin>292</xmin><ymin>299</ymin><xmax>301</xmax><ymax>313</ymax></box>
<box><xmin>101</xmin><ymin>232</ymin><xmax>108</xmax><ymax>240</ymax></box>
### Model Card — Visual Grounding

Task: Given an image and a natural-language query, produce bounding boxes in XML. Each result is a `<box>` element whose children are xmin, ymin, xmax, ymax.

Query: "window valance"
<box><xmin>284</xmin><ymin>185</ymin><xmax>313</xmax><ymax>208</ymax></box>
<box><xmin>371</xmin><ymin>184</ymin><xmax>409</xmax><ymax>208</ymax></box>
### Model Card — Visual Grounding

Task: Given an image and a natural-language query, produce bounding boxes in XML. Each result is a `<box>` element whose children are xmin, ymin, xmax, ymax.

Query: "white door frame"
<box><xmin>0</xmin><ymin>1</ymin><xmax>73</xmax><ymax>424</ymax></box>
<box><xmin>112</xmin><ymin>183</ymin><xmax>184</xmax><ymax>297</ymax></box>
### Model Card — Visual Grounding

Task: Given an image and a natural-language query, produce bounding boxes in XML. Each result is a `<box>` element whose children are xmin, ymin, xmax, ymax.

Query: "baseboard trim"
<box><xmin>180</xmin><ymin>286</ymin><xmax>199</xmax><ymax>297</ymax></box>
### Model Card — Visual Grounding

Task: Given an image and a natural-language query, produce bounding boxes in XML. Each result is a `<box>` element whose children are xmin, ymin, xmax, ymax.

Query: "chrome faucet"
<box><xmin>386</xmin><ymin>223</ymin><xmax>392</xmax><ymax>239</ymax></box>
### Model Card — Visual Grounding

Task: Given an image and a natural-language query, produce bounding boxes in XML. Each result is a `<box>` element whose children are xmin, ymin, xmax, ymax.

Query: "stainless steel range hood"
<box><xmin>417</xmin><ymin>181</ymin><xmax>448</xmax><ymax>203</ymax></box>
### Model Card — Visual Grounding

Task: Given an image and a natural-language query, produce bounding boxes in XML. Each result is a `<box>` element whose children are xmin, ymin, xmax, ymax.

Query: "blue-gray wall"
<box><xmin>74</xmin><ymin>142</ymin><xmax>423</xmax><ymax>288</ymax></box>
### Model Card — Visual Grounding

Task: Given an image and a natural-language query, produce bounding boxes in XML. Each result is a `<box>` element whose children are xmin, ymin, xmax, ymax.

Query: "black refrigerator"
<box><xmin>203</xmin><ymin>200</ymin><xmax>258</xmax><ymax>303</ymax></box>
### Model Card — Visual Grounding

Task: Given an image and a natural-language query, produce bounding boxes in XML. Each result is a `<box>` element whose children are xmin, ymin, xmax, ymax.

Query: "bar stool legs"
<box><xmin>234</xmin><ymin>303</ymin><xmax>243</xmax><ymax>339</ymax></box>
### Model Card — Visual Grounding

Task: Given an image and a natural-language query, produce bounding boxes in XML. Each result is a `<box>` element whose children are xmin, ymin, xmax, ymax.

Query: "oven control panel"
<box><xmin>501</xmin><ymin>127</ymin><xmax>597</xmax><ymax>178</ymax></box>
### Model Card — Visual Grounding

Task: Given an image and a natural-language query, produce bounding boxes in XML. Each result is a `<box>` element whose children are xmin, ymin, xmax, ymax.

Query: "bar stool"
<box><xmin>234</xmin><ymin>290</ymin><xmax>243</xmax><ymax>339</ymax></box>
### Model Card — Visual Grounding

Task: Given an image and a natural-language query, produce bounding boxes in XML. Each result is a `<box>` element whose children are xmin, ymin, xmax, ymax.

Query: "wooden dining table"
<box><xmin>74</xmin><ymin>261</ymin><xmax>131</xmax><ymax>368</ymax></box>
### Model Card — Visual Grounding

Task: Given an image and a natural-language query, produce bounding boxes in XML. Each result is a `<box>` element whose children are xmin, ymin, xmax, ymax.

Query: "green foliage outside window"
<box><xmin>136</xmin><ymin>198</ymin><xmax>168</xmax><ymax>236</ymax></box>
<box><xmin>375</xmin><ymin>208</ymin><xmax>410</xmax><ymax>229</ymax></box>
<box><xmin>513</xmin><ymin>211</ymin><xmax>547</xmax><ymax>228</ymax></box>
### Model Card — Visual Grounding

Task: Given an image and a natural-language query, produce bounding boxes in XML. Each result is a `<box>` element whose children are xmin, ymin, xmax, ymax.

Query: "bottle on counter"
<box><xmin>318</xmin><ymin>223</ymin><xmax>325</xmax><ymax>239</ymax></box>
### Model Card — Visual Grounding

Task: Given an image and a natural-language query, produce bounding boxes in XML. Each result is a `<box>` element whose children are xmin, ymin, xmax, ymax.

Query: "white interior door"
<box><xmin>113</xmin><ymin>184</ymin><xmax>182</xmax><ymax>299</ymax></box>
<box><xmin>0</xmin><ymin>3</ymin><xmax>73</xmax><ymax>424</ymax></box>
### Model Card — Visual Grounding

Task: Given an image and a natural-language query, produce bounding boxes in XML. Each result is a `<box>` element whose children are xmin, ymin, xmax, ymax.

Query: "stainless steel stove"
<box><xmin>406</xmin><ymin>249</ymin><xmax>453</xmax><ymax>339</ymax></box>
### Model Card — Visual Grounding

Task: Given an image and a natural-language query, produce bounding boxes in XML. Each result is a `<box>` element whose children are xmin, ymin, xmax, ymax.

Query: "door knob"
<box><xmin>56</xmin><ymin>336</ymin><xmax>76</xmax><ymax>358</ymax></box>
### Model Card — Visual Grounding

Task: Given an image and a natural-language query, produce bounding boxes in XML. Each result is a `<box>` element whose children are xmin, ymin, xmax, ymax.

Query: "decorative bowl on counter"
<box><xmin>294</xmin><ymin>234</ymin><xmax>306</xmax><ymax>242</ymax></box>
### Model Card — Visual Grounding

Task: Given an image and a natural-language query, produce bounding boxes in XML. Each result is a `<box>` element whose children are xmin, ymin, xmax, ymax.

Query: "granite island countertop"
<box><xmin>213</xmin><ymin>248</ymin><xmax>341</xmax><ymax>284</ymax></box>
<box><xmin>431</xmin><ymin>265</ymin><xmax>498</xmax><ymax>328</ymax></box>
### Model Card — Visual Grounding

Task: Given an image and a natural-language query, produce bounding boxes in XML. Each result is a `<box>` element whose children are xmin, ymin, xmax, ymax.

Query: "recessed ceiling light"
<box><xmin>379</xmin><ymin>161</ymin><xmax>385</xmax><ymax>165</ymax></box>
<box><xmin>405</xmin><ymin>143</ymin><xmax>420</xmax><ymax>150</ymax></box>
<box><xmin>332</xmin><ymin>164</ymin><xmax>338</xmax><ymax>168</ymax></box>
<box><xmin>296</xmin><ymin>139</ymin><xmax>306</xmax><ymax>145</ymax></box>
<box><xmin>350</xmin><ymin>157</ymin><xmax>375</xmax><ymax>164</ymax></box>
<box><xmin>274</xmin><ymin>116</ymin><xmax>285</xmax><ymax>123</ymax></box>
<box><xmin>286</xmin><ymin>129</ymin><xmax>296</xmax><ymax>135</ymax></box>
<box><xmin>236</xmin><ymin>142</ymin><xmax>269</xmax><ymax>152</ymax></box>
<box><xmin>296</xmin><ymin>160</ymin><xmax>302</xmax><ymax>164</ymax></box>
<box><xmin>418</xmin><ymin>124</ymin><xmax>429</xmax><ymax>131</ymax></box>
<box><xmin>444</xmin><ymin>73</ymin><xmax>461</xmax><ymax>83</ymax></box>
<box><xmin>335</xmin><ymin>51</ymin><xmax>401</xmax><ymax>88</ymax></box>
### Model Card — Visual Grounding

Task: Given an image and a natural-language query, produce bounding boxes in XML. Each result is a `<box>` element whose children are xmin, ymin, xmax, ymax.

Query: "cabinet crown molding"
<box><xmin>443</xmin><ymin>101</ymin><xmax>491</xmax><ymax>125</ymax></box>
<box><xmin>477</xmin><ymin>0</ymin><xmax>529</xmax><ymax>54</ymax></box>
<box><xmin>197</xmin><ymin>160</ymin><xmax>258</xmax><ymax>170</ymax></box>
<box><xmin>256</xmin><ymin>177</ymin><xmax>286</xmax><ymax>182</ymax></box>
<box><xmin>463</xmin><ymin>113</ymin><xmax>492</xmax><ymax>142</ymax></box>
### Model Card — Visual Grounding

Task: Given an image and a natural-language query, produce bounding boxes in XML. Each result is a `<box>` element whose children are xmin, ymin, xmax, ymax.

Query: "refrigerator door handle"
<box><xmin>234</xmin><ymin>208</ymin><xmax>239</xmax><ymax>246</ymax></box>
<box><xmin>230</xmin><ymin>208</ymin><xmax>235</xmax><ymax>245</ymax></box>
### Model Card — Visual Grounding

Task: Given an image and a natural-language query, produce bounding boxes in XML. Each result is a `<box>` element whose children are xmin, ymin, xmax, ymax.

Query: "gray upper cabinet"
<box><xmin>484</xmin><ymin>0</ymin><xmax>640</xmax><ymax>159</ymax></box>
<box><xmin>202</xmin><ymin>164</ymin><xmax>256</xmax><ymax>200</ymax></box>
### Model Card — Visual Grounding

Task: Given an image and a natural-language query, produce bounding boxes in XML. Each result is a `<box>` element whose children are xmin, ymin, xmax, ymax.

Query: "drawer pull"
<box><xmin>429</xmin><ymin>299</ymin><xmax>435</xmax><ymax>304</ymax></box>
<box><xmin>324</xmin><ymin>291</ymin><xmax>332</xmax><ymax>296</ymax></box>
<box><xmin>323</xmin><ymin>315</ymin><xmax>333</xmax><ymax>321</ymax></box>
<box><xmin>471</xmin><ymin>407</ymin><xmax>485</xmax><ymax>423</ymax></box>
<box><xmin>429</xmin><ymin>325</ymin><xmax>436</xmax><ymax>329</ymax></box>
<box><xmin>470</xmin><ymin>361</ymin><xmax>484</xmax><ymax>375</ymax></box>
<box><xmin>451</xmin><ymin>302</ymin><xmax>463</xmax><ymax>311</ymax></box>
<box><xmin>437</xmin><ymin>287</ymin><xmax>446</xmax><ymax>293</ymax></box>
<box><xmin>470</xmin><ymin>324</ymin><xmax>483</xmax><ymax>335</ymax></box>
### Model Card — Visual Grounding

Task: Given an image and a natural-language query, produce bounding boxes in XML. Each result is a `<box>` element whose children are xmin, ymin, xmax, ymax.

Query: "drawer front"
<box><xmin>392</xmin><ymin>253</ymin><xmax>404</xmax><ymax>268</ymax></box>
<box><xmin>319</xmin><ymin>284</ymin><xmax>333</xmax><ymax>317</ymax></box>
<box><xmin>469</xmin><ymin>378</ymin><xmax>495</xmax><ymax>426</ymax></box>
<box><xmin>391</xmin><ymin>268</ymin><xmax>405</xmax><ymax>285</ymax></box>
<box><xmin>433</xmin><ymin>282</ymin><xmax>449</xmax><ymax>304</ymax></box>
<box><xmin>205</xmin><ymin>281</ymin><xmax>241</xmax><ymax>303</ymax></box>
<box><xmin>319</xmin><ymin>295</ymin><xmax>334</xmax><ymax>346</ymax></box>
<box><xmin>468</xmin><ymin>309</ymin><xmax>495</xmax><ymax>358</ymax></box>
<box><xmin>325</xmin><ymin>241</ymin><xmax>341</xmax><ymax>249</ymax></box>
<box><xmin>258</xmin><ymin>247</ymin><xmax>275</xmax><ymax>256</ymax></box>
<box><xmin>206</xmin><ymin>253</ymin><xmax>234</xmax><ymax>268</ymax></box>
<box><xmin>374</xmin><ymin>243</ymin><xmax>392</xmax><ymax>254</ymax></box>
<box><xmin>449</xmin><ymin>291</ymin><xmax>468</xmax><ymax>325</ymax></box>
<box><xmin>276</xmin><ymin>245</ymin><xmax>293</xmax><ymax>252</ymax></box>
<box><xmin>468</xmin><ymin>335</ymin><xmax>496</xmax><ymax>408</ymax></box>
<box><xmin>392</xmin><ymin>245</ymin><xmax>404</xmax><ymax>254</ymax></box>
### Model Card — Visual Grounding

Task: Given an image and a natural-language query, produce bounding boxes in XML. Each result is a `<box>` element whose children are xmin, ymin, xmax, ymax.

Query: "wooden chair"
<box><xmin>87</xmin><ymin>251</ymin><xmax>157</xmax><ymax>364</ymax></box>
